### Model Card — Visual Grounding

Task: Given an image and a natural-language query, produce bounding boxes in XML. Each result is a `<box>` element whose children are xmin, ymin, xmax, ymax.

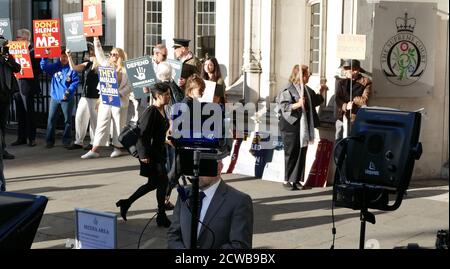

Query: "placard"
<box><xmin>33</xmin><ymin>19</ymin><xmax>61</xmax><ymax>58</ymax></box>
<box><xmin>167</xmin><ymin>59</ymin><xmax>183</xmax><ymax>83</ymax></box>
<box><xmin>99</xmin><ymin>66</ymin><xmax>121</xmax><ymax>107</ymax></box>
<box><xmin>75</xmin><ymin>208</ymin><xmax>117</xmax><ymax>249</ymax></box>
<box><xmin>199</xmin><ymin>80</ymin><xmax>216</xmax><ymax>103</ymax></box>
<box><xmin>63</xmin><ymin>12</ymin><xmax>87</xmax><ymax>52</ymax></box>
<box><xmin>336</xmin><ymin>34</ymin><xmax>367</xmax><ymax>60</ymax></box>
<box><xmin>124</xmin><ymin>56</ymin><xmax>156</xmax><ymax>100</ymax></box>
<box><xmin>8</xmin><ymin>41</ymin><xmax>34</xmax><ymax>79</ymax></box>
<box><xmin>0</xmin><ymin>18</ymin><xmax>11</xmax><ymax>40</ymax></box>
<box><xmin>83</xmin><ymin>0</ymin><xmax>103</xmax><ymax>37</ymax></box>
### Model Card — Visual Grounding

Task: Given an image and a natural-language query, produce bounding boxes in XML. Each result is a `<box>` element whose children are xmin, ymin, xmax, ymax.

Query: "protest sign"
<box><xmin>99</xmin><ymin>66</ymin><xmax>121</xmax><ymax>107</ymax></box>
<box><xmin>0</xmin><ymin>18</ymin><xmax>11</xmax><ymax>40</ymax></box>
<box><xmin>33</xmin><ymin>19</ymin><xmax>61</xmax><ymax>58</ymax></box>
<box><xmin>63</xmin><ymin>12</ymin><xmax>87</xmax><ymax>52</ymax></box>
<box><xmin>167</xmin><ymin>59</ymin><xmax>183</xmax><ymax>83</ymax></box>
<box><xmin>8</xmin><ymin>41</ymin><xmax>34</xmax><ymax>79</ymax></box>
<box><xmin>199</xmin><ymin>80</ymin><xmax>216</xmax><ymax>103</ymax></box>
<box><xmin>83</xmin><ymin>0</ymin><xmax>103</xmax><ymax>37</ymax></box>
<box><xmin>336</xmin><ymin>34</ymin><xmax>366</xmax><ymax>60</ymax></box>
<box><xmin>124</xmin><ymin>56</ymin><xmax>156</xmax><ymax>100</ymax></box>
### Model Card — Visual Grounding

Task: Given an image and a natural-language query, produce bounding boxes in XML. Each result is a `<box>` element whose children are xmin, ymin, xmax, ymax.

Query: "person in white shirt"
<box><xmin>81</xmin><ymin>37</ymin><xmax>132</xmax><ymax>159</ymax></box>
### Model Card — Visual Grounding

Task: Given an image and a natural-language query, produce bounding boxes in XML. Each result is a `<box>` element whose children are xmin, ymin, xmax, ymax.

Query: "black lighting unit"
<box><xmin>0</xmin><ymin>192</ymin><xmax>48</xmax><ymax>249</ymax></box>
<box><xmin>333</xmin><ymin>108</ymin><xmax>423</xmax><ymax>249</ymax></box>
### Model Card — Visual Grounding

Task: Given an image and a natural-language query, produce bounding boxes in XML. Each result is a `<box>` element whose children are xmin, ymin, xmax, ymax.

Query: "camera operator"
<box><xmin>0</xmin><ymin>36</ymin><xmax>21</xmax><ymax>191</ymax></box>
<box><xmin>0</xmin><ymin>36</ymin><xmax>21</xmax><ymax>163</ymax></box>
<box><xmin>168</xmin><ymin>160</ymin><xmax>254</xmax><ymax>249</ymax></box>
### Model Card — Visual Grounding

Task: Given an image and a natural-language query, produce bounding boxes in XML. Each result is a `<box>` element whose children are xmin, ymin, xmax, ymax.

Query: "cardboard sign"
<box><xmin>8</xmin><ymin>41</ymin><xmax>34</xmax><ymax>79</ymax></box>
<box><xmin>199</xmin><ymin>80</ymin><xmax>216</xmax><ymax>103</ymax></box>
<box><xmin>83</xmin><ymin>0</ymin><xmax>103</xmax><ymax>37</ymax></box>
<box><xmin>98</xmin><ymin>66</ymin><xmax>121</xmax><ymax>107</ymax></box>
<box><xmin>75</xmin><ymin>208</ymin><xmax>117</xmax><ymax>249</ymax></box>
<box><xmin>0</xmin><ymin>18</ymin><xmax>12</xmax><ymax>40</ymax></box>
<box><xmin>63</xmin><ymin>12</ymin><xmax>87</xmax><ymax>52</ymax></box>
<box><xmin>336</xmin><ymin>34</ymin><xmax>366</xmax><ymax>60</ymax></box>
<box><xmin>124</xmin><ymin>56</ymin><xmax>156</xmax><ymax>100</ymax></box>
<box><xmin>167</xmin><ymin>59</ymin><xmax>183</xmax><ymax>83</ymax></box>
<box><xmin>33</xmin><ymin>19</ymin><xmax>62</xmax><ymax>58</ymax></box>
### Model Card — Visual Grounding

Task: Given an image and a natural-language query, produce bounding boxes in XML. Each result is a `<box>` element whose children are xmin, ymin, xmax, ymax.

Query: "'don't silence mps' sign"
<box><xmin>124</xmin><ymin>56</ymin><xmax>156</xmax><ymax>100</ymax></box>
<box><xmin>8</xmin><ymin>41</ymin><xmax>34</xmax><ymax>79</ymax></box>
<box><xmin>63</xmin><ymin>12</ymin><xmax>87</xmax><ymax>52</ymax></box>
<box><xmin>33</xmin><ymin>19</ymin><xmax>62</xmax><ymax>58</ymax></box>
<box><xmin>99</xmin><ymin>66</ymin><xmax>121</xmax><ymax>107</ymax></box>
<box><xmin>373</xmin><ymin>2</ymin><xmax>436</xmax><ymax>97</ymax></box>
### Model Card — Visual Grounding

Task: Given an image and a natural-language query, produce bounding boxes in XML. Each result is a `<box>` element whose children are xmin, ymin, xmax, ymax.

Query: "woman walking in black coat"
<box><xmin>116</xmin><ymin>82</ymin><xmax>172</xmax><ymax>227</ymax></box>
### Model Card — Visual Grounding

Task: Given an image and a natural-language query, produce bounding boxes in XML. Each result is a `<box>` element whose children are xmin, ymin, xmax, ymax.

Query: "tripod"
<box><xmin>189</xmin><ymin>150</ymin><xmax>201</xmax><ymax>249</ymax></box>
<box><xmin>359</xmin><ymin>185</ymin><xmax>376</xmax><ymax>249</ymax></box>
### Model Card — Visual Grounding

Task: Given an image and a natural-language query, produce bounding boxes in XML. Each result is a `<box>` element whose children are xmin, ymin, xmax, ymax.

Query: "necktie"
<box><xmin>198</xmin><ymin>191</ymin><xmax>206</xmax><ymax>218</ymax></box>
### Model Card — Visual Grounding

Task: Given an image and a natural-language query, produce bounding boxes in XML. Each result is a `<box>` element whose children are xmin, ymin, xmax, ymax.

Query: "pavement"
<box><xmin>2</xmin><ymin>131</ymin><xmax>449</xmax><ymax>249</ymax></box>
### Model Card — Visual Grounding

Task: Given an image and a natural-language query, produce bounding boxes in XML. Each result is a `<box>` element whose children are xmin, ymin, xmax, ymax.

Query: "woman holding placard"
<box><xmin>82</xmin><ymin>37</ymin><xmax>132</xmax><ymax>159</ymax></box>
<box><xmin>201</xmin><ymin>57</ymin><xmax>226</xmax><ymax>104</ymax></box>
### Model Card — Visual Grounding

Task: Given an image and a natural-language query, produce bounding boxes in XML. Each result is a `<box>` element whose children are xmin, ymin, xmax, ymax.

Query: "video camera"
<box><xmin>0</xmin><ymin>36</ymin><xmax>9</xmax><ymax>57</ymax></box>
<box><xmin>170</xmin><ymin>101</ymin><xmax>233</xmax><ymax>177</ymax></box>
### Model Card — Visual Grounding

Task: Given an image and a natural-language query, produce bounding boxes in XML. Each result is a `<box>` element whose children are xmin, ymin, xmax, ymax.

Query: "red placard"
<box><xmin>33</xmin><ymin>19</ymin><xmax>61</xmax><ymax>58</ymax></box>
<box><xmin>8</xmin><ymin>41</ymin><xmax>34</xmax><ymax>79</ymax></box>
<box><xmin>83</xmin><ymin>0</ymin><xmax>103</xmax><ymax>37</ymax></box>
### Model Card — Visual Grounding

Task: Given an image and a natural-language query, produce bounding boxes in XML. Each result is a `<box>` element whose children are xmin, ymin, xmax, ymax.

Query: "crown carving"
<box><xmin>396</xmin><ymin>13</ymin><xmax>416</xmax><ymax>33</ymax></box>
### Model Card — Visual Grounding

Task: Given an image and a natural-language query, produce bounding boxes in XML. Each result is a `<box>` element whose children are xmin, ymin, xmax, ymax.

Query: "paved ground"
<box><xmin>2</xmin><ymin>131</ymin><xmax>448</xmax><ymax>249</ymax></box>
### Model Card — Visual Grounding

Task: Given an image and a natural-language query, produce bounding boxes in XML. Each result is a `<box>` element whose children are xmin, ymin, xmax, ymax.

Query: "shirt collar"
<box><xmin>201</xmin><ymin>179</ymin><xmax>221</xmax><ymax>200</ymax></box>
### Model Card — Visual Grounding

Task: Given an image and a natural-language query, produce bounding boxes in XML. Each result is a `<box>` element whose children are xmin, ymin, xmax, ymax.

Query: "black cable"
<box><xmin>137</xmin><ymin>213</ymin><xmax>158</xmax><ymax>249</ymax></box>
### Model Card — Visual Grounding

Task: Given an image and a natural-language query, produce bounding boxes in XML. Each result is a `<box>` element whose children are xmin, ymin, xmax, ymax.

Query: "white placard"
<box><xmin>199</xmin><ymin>80</ymin><xmax>216</xmax><ymax>103</ymax></box>
<box><xmin>75</xmin><ymin>208</ymin><xmax>117</xmax><ymax>249</ymax></box>
<box><xmin>336</xmin><ymin>34</ymin><xmax>367</xmax><ymax>60</ymax></box>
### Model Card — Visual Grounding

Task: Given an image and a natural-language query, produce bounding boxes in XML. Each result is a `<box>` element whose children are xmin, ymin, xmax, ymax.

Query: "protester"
<box><xmin>65</xmin><ymin>44</ymin><xmax>99</xmax><ymax>150</ymax></box>
<box><xmin>278</xmin><ymin>65</ymin><xmax>326</xmax><ymax>190</ymax></box>
<box><xmin>11</xmin><ymin>29</ymin><xmax>41</xmax><ymax>148</ymax></box>
<box><xmin>167</xmin><ymin>160</ymin><xmax>254</xmax><ymax>249</ymax></box>
<box><xmin>335</xmin><ymin>59</ymin><xmax>372</xmax><ymax>141</ymax></box>
<box><xmin>201</xmin><ymin>57</ymin><xmax>226</xmax><ymax>104</ymax></box>
<box><xmin>116</xmin><ymin>82</ymin><xmax>173</xmax><ymax>228</ymax></box>
<box><xmin>81</xmin><ymin>37</ymin><xmax>131</xmax><ymax>159</ymax></box>
<box><xmin>40</xmin><ymin>47</ymin><xmax>79</xmax><ymax>148</ymax></box>
<box><xmin>1</xmin><ymin>36</ymin><xmax>21</xmax><ymax>160</ymax></box>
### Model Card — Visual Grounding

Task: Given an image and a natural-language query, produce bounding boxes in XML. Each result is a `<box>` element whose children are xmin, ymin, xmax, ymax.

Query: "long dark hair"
<box><xmin>201</xmin><ymin>57</ymin><xmax>222</xmax><ymax>82</ymax></box>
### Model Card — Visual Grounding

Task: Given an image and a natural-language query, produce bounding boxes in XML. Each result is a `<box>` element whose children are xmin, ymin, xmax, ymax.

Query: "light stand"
<box><xmin>189</xmin><ymin>150</ymin><xmax>201</xmax><ymax>249</ymax></box>
<box><xmin>358</xmin><ymin>185</ymin><xmax>376</xmax><ymax>250</ymax></box>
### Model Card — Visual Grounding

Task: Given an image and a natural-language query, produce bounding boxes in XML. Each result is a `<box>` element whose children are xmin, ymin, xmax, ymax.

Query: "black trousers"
<box><xmin>13</xmin><ymin>92</ymin><xmax>36</xmax><ymax>143</ymax></box>
<box><xmin>0</xmin><ymin>101</ymin><xmax>9</xmax><ymax>153</ymax></box>
<box><xmin>129</xmin><ymin>162</ymin><xmax>169</xmax><ymax>213</ymax></box>
<box><xmin>281</xmin><ymin>131</ymin><xmax>308</xmax><ymax>183</ymax></box>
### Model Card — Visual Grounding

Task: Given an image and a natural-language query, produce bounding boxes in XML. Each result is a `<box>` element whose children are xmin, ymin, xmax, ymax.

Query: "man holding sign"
<box><xmin>33</xmin><ymin>19</ymin><xmax>62</xmax><ymax>58</ymax></box>
<box><xmin>40</xmin><ymin>47</ymin><xmax>79</xmax><ymax>148</ymax></box>
<box><xmin>10</xmin><ymin>29</ymin><xmax>41</xmax><ymax>147</ymax></box>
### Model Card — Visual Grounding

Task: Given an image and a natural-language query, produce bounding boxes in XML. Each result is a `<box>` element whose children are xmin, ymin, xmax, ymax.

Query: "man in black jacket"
<box><xmin>11</xmin><ymin>29</ymin><xmax>41</xmax><ymax>147</ymax></box>
<box><xmin>0</xmin><ymin>36</ymin><xmax>21</xmax><ymax>161</ymax></box>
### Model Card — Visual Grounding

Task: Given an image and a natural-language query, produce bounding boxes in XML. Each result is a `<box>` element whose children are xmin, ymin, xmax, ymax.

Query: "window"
<box><xmin>144</xmin><ymin>0</ymin><xmax>162</xmax><ymax>56</ymax></box>
<box><xmin>309</xmin><ymin>3</ymin><xmax>320</xmax><ymax>75</ymax></box>
<box><xmin>32</xmin><ymin>0</ymin><xmax>52</xmax><ymax>20</ymax></box>
<box><xmin>195</xmin><ymin>0</ymin><xmax>216</xmax><ymax>59</ymax></box>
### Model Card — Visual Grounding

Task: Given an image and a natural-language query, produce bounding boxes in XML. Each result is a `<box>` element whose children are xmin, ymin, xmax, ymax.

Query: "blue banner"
<box><xmin>98</xmin><ymin>66</ymin><xmax>120</xmax><ymax>107</ymax></box>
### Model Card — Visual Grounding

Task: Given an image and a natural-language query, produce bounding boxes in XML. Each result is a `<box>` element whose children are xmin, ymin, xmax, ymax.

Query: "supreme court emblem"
<box><xmin>381</xmin><ymin>13</ymin><xmax>427</xmax><ymax>86</ymax></box>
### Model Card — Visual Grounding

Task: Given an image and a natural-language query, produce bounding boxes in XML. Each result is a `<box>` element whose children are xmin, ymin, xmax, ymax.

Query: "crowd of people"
<box><xmin>0</xmin><ymin>25</ymin><xmax>372</xmax><ymax>248</ymax></box>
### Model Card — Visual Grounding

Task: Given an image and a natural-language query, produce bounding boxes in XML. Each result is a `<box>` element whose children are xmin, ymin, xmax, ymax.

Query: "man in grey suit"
<box><xmin>168</xmin><ymin>161</ymin><xmax>254</xmax><ymax>249</ymax></box>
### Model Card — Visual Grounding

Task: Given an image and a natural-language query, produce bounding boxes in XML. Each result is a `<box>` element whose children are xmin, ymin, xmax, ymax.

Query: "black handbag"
<box><xmin>118</xmin><ymin>122</ymin><xmax>140</xmax><ymax>158</ymax></box>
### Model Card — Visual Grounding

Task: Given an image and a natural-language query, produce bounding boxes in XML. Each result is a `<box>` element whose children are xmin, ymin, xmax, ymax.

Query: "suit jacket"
<box><xmin>167</xmin><ymin>180</ymin><xmax>253</xmax><ymax>249</ymax></box>
<box><xmin>278</xmin><ymin>83</ymin><xmax>324</xmax><ymax>133</ymax></box>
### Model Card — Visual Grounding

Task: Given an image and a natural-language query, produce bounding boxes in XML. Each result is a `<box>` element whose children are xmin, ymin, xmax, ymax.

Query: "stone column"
<box><xmin>242</xmin><ymin>0</ymin><xmax>262</xmax><ymax>104</ymax></box>
<box><xmin>215</xmin><ymin>0</ymin><xmax>245</xmax><ymax>88</ymax></box>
